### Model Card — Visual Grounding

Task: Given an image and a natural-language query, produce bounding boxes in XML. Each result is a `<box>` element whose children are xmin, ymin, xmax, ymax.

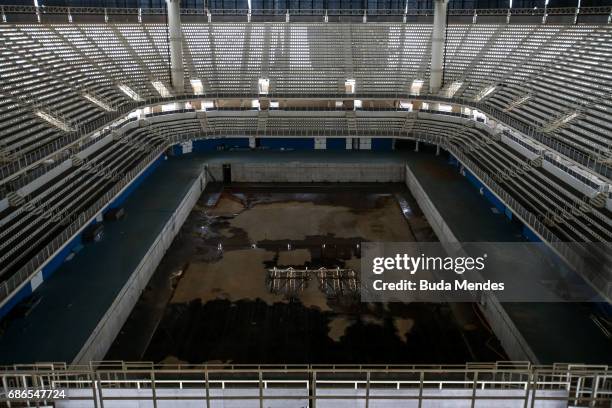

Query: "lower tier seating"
<box><xmin>0</xmin><ymin>128</ymin><xmax>166</xmax><ymax>284</ymax></box>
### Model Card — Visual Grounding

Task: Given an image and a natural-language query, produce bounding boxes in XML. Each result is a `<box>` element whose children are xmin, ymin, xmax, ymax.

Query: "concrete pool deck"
<box><xmin>404</xmin><ymin>151</ymin><xmax>611</xmax><ymax>364</ymax></box>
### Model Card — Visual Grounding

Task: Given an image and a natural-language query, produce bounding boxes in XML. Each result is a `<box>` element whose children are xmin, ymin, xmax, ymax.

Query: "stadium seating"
<box><xmin>0</xmin><ymin>127</ymin><xmax>165</xmax><ymax>283</ymax></box>
<box><xmin>0</xmin><ymin>23</ymin><xmax>609</xmax><ymax>164</ymax></box>
<box><xmin>1</xmin><ymin>20</ymin><xmax>612</xmax><ymax>300</ymax></box>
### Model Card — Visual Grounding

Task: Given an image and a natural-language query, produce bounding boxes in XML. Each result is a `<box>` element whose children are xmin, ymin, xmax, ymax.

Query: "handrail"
<box><xmin>0</xmin><ymin>362</ymin><xmax>609</xmax><ymax>406</ymax></box>
<box><xmin>3</xmin><ymin>92</ymin><xmax>610</xmax><ymax>189</ymax></box>
<box><xmin>2</xmin><ymin>362</ymin><xmax>609</xmax><ymax>372</ymax></box>
<box><xmin>0</xmin><ymin>4</ymin><xmax>609</xmax><ymax>17</ymax></box>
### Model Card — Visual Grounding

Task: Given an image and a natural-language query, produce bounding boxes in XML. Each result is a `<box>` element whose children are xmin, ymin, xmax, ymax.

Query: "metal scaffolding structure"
<box><xmin>267</xmin><ymin>267</ymin><xmax>359</xmax><ymax>298</ymax></box>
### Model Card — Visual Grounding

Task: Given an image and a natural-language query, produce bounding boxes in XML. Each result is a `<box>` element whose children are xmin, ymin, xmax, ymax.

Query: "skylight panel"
<box><xmin>118</xmin><ymin>84</ymin><xmax>142</xmax><ymax>101</ymax></box>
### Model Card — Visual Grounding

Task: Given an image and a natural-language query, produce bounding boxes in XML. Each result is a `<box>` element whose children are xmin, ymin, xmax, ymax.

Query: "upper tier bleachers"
<box><xmin>1</xmin><ymin>22</ymin><xmax>611</xmax><ymax>180</ymax></box>
<box><xmin>182</xmin><ymin>23</ymin><xmax>433</xmax><ymax>95</ymax></box>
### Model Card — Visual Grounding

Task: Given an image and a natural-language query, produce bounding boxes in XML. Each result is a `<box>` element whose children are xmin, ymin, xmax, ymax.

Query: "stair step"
<box><xmin>72</xmin><ymin>156</ymin><xmax>84</xmax><ymax>167</ymax></box>
<box><xmin>529</xmin><ymin>157</ymin><xmax>543</xmax><ymax>167</ymax></box>
<box><xmin>589</xmin><ymin>192</ymin><xmax>607</xmax><ymax>208</ymax></box>
<box><xmin>7</xmin><ymin>192</ymin><xmax>25</xmax><ymax>207</ymax></box>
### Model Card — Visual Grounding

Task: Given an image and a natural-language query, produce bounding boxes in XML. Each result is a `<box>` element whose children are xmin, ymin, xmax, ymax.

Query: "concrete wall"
<box><xmin>404</xmin><ymin>165</ymin><xmax>539</xmax><ymax>363</ymax></box>
<box><xmin>73</xmin><ymin>170</ymin><xmax>208</xmax><ymax>364</ymax></box>
<box><xmin>207</xmin><ymin>162</ymin><xmax>405</xmax><ymax>183</ymax></box>
<box><xmin>404</xmin><ymin>167</ymin><xmax>460</xmax><ymax>245</ymax></box>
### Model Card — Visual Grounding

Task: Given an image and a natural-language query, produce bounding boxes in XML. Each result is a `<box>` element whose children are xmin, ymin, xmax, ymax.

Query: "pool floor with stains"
<box><xmin>107</xmin><ymin>183</ymin><xmax>506</xmax><ymax>364</ymax></box>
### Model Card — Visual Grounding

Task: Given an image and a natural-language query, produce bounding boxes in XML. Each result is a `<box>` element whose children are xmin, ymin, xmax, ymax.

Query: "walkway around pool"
<box><xmin>405</xmin><ymin>151</ymin><xmax>611</xmax><ymax>364</ymax></box>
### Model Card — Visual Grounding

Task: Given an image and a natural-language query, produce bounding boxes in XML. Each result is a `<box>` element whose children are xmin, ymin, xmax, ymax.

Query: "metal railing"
<box><xmin>140</xmin><ymin>92</ymin><xmax>612</xmax><ymax>179</ymax></box>
<box><xmin>0</xmin><ymin>362</ymin><xmax>610</xmax><ymax>407</ymax></box>
<box><xmin>1</xmin><ymin>4</ymin><xmax>610</xmax><ymax>18</ymax></box>
<box><xmin>123</xmin><ymin>93</ymin><xmax>612</xmax><ymax>180</ymax></box>
<box><xmin>2</xmin><ymin>88</ymin><xmax>611</xmax><ymax>189</ymax></box>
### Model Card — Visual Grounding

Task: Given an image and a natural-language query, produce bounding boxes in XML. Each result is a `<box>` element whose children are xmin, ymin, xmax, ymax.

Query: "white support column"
<box><xmin>359</xmin><ymin>138</ymin><xmax>372</xmax><ymax>150</ymax></box>
<box><xmin>33</xmin><ymin>0</ymin><xmax>41</xmax><ymax>23</ymax></box>
<box><xmin>574</xmin><ymin>0</ymin><xmax>581</xmax><ymax>24</ymax></box>
<box><xmin>167</xmin><ymin>0</ymin><xmax>185</xmax><ymax>93</ymax></box>
<box><xmin>429</xmin><ymin>0</ymin><xmax>448</xmax><ymax>94</ymax></box>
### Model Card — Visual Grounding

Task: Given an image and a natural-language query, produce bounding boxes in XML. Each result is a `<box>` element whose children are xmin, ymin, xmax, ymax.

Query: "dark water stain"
<box><xmin>259</xmin><ymin>236</ymin><xmax>361</xmax><ymax>265</ymax></box>
<box><xmin>143</xmin><ymin>298</ymin><xmax>499</xmax><ymax>364</ymax></box>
